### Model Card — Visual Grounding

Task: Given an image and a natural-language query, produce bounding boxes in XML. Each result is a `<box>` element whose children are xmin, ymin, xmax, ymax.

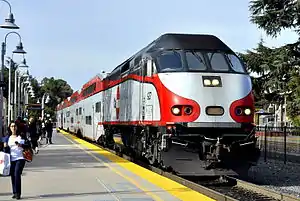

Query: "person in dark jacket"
<box><xmin>45</xmin><ymin>119</ymin><xmax>53</xmax><ymax>144</ymax></box>
<box><xmin>28</xmin><ymin>117</ymin><xmax>39</xmax><ymax>154</ymax></box>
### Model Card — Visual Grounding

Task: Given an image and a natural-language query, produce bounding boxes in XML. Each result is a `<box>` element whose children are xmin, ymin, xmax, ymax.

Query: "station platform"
<box><xmin>0</xmin><ymin>129</ymin><xmax>215</xmax><ymax>201</ymax></box>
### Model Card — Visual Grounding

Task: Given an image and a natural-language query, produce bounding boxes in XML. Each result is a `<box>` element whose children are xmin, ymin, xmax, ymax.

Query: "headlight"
<box><xmin>203</xmin><ymin>79</ymin><xmax>211</xmax><ymax>86</ymax></box>
<box><xmin>244</xmin><ymin>108</ymin><xmax>251</xmax><ymax>115</ymax></box>
<box><xmin>171</xmin><ymin>107</ymin><xmax>181</xmax><ymax>115</ymax></box>
<box><xmin>212</xmin><ymin>79</ymin><xmax>219</xmax><ymax>86</ymax></box>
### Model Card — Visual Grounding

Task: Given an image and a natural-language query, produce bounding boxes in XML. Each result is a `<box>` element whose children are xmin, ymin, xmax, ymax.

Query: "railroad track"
<box><xmin>58</xmin><ymin>129</ymin><xmax>300</xmax><ymax>201</ymax></box>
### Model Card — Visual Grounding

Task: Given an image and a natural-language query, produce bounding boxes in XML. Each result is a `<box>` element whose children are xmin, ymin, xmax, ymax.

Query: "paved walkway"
<box><xmin>0</xmin><ymin>130</ymin><xmax>214</xmax><ymax>201</ymax></box>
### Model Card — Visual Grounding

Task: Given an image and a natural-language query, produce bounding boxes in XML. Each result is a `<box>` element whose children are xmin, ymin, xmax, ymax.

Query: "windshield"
<box><xmin>155</xmin><ymin>50</ymin><xmax>246</xmax><ymax>73</ymax></box>
<box><xmin>156</xmin><ymin>50</ymin><xmax>183</xmax><ymax>71</ymax></box>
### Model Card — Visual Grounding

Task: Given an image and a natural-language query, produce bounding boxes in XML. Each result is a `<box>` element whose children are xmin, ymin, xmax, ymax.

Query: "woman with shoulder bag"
<box><xmin>4</xmin><ymin>122</ymin><xmax>31</xmax><ymax>200</ymax></box>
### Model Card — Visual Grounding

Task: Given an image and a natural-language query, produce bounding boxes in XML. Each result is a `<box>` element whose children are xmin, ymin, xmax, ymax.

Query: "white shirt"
<box><xmin>8</xmin><ymin>135</ymin><xmax>24</xmax><ymax>161</ymax></box>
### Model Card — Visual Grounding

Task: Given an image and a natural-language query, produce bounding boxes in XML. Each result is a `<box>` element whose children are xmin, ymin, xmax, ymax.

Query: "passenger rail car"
<box><xmin>56</xmin><ymin>33</ymin><xmax>260</xmax><ymax>177</ymax></box>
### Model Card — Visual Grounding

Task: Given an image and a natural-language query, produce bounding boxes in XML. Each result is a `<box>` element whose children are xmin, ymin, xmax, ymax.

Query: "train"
<box><xmin>56</xmin><ymin>33</ymin><xmax>260</xmax><ymax>177</ymax></box>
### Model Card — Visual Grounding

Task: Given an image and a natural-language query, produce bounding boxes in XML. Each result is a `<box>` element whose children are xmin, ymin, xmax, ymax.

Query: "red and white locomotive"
<box><xmin>56</xmin><ymin>33</ymin><xmax>260</xmax><ymax>177</ymax></box>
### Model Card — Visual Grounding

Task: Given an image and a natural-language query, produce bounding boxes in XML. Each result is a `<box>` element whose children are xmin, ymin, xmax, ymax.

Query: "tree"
<box><xmin>27</xmin><ymin>76</ymin><xmax>42</xmax><ymax>119</ymax></box>
<box><xmin>249</xmin><ymin>0</ymin><xmax>300</xmax><ymax>125</ymax></box>
<box><xmin>249</xmin><ymin>0</ymin><xmax>300</xmax><ymax>37</ymax></box>
<box><xmin>39</xmin><ymin>77</ymin><xmax>73</xmax><ymax>120</ymax></box>
<box><xmin>239</xmin><ymin>40</ymin><xmax>294</xmax><ymax>106</ymax></box>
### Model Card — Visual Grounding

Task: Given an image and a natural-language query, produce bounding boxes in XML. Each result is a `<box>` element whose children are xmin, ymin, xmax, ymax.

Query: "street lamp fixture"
<box><xmin>0</xmin><ymin>0</ymin><xmax>19</xmax><ymax>29</ymax></box>
<box><xmin>41</xmin><ymin>93</ymin><xmax>50</xmax><ymax>120</ymax></box>
<box><xmin>23</xmin><ymin>70</ymin><xmax>29</xmax><ymax>78</ymax></box>
<box><xmin>23</xmin><ymin>78</ymin><xmax>30</xmax><ymax>85</ymax></box>
<box><xmin>18</xmin><ymin>58</ymin><xmax>28</xmax><ymax>68</ymax></box>
<box><xmin>12</xmin><ymin>42</ymin><xmax>26</xmax><ymax>54</ymax></box>
<box><xmin>1</xmin><ymin>32</ymin><xmax>26</xmax><ymax>127</ymax></box>
<box><xmin>45</xmin><ymin>95</ymin><xmax>50</xmax><ymax>104</ymax></box>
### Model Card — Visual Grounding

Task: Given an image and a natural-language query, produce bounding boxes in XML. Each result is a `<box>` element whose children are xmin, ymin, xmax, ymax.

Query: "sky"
<box><xmin>0</xmin><ymin>0</ymin><xmax>299</xmax><ymax>91</ymax></box>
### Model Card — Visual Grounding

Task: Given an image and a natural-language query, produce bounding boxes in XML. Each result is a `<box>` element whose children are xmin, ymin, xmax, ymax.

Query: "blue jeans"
<box><xmin>10</xmin><ymin>159</ymin><xmax>26</xmax><ymax>196</ymax></box>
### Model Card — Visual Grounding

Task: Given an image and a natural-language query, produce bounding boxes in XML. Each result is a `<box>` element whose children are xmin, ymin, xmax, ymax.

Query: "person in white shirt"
<box><xmin>4</xmin><ymin>122</ymin><xmax>29</xmax><ymax>200</ymax></box>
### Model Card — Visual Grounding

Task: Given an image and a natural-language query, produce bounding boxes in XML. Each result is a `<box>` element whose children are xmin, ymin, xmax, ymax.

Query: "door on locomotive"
<box><xmin>60</xmin><ymin>113</ymin><xmax>63</xmax><ymax>129</ymax></box>
<box><xmin>92</xmin><ymin>104</ymin><xmax>95</xmax><ymax>140</ymax></box>
<box><xmin>94</xmin><ymin>101</ymin><xmax>105</xmax><ymax>141</ymax></box>
<box><xmin>139</xmin><ymin>58</ymin><xmax>154</xmax><ymax>122</ymax></box>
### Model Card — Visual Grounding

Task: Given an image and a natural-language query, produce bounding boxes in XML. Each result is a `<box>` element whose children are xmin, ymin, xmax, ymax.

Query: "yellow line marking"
<box><xmin>59</xmin><ymin>130</ymin><xmax>163</xmax><ymax>201</ymax></box>
<box><xmin>59</xmin><ymin>129</ymin><xmax>215</xmax><ymax>201</ymax></box>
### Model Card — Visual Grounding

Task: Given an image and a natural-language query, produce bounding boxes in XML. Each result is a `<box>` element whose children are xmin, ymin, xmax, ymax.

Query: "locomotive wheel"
<box><xmin>76</xmin><ymin>130</ymin><xmax>83</xmax><ymax>139</ymax></box>
<box><xmin>148</xmin><ymin>140</ymin><xmax>160</xmax><ymax>166</ymax></box>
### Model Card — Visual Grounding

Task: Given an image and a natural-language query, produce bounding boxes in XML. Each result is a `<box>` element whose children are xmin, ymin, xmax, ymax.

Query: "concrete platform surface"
<box><xmin>0</xmin><ymin>129</ymin><xmax>215</xmax><ymax>201</ymax></box>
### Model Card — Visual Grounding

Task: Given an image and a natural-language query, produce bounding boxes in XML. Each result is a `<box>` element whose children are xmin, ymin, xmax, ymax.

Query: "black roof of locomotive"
<box><xmin>107</xmin><ymin>33</ymin><xmax>234</xmax><ymax>77</ymax></box>
<box><xmin>146</xmin><ymin>33</ymin><xmax>233</xmax><ymax>52</ymax></box>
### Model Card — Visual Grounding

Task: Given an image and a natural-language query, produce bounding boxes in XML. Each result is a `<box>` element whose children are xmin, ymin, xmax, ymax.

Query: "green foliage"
<box><xmin>27</xmin><ymin>77</ymin><xmax>73</xmax><ymax>121</ymax></box>
<box><xmin>289</xmin><ymin>115</ymin><xmax>300</xmax><ymax>127</ymax></box>
<box><xmin>239</xmin><ymin>40</ymin><xmax>294</xmax><ymax>106</ymax></box>
<box><xmin>246</xmin><ymin>0</ymin><xmax>300</xmax><ymax>125</ymax></box>
<box><xmin>249</xmin><ymin>0</ymin><xmax>300</xmax><ymax>37</ymax></box>
<box><xmin>1</xmin><ymin>58</ymin><xmax>73</xmax><ymax>122</ymax></box>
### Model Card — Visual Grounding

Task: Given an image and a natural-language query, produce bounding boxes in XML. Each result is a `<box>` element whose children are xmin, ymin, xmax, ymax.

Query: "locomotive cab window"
<box><xmin>157</xmin><ymin>50</ymin><xmax>183</xmax><ymax>72</ymax></box>
<box><xmin>207</xmin><ymin>53</ymin><xmax>229</xmax><ymax>71</ymax></box>
<box><xmin>186</xmin><ymin>51</ymin><xmax>207</xmax><ymax>70</ymax></box>
<box><xmin>226</xmin><ymin>54</ymin><xmax>246</xmax><ymax>73</ymax></box>
<box><xmin>121</xmin><ymin>61</ymin><xmax>130</xmax><ymax>73</ymax></box>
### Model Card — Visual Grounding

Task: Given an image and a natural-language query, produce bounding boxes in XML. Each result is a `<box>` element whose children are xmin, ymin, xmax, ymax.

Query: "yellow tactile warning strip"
<box><xmin>58</xmin><ymin>129</ymin><xmax>216</xmax><ymax>201</ymax></box>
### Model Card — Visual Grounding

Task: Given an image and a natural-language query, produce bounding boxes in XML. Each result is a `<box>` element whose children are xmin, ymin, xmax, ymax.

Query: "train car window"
<box><xmin>226</xmin><ymin>54</ymin><xmax>246</xmax><ymax>73</ymax></box>
<box><xmin>207</xmin><ymin>53</ymin><xmax>229</xmax><ymax>71</ymax></box>
<box><xmin>71</xmin><ymin>117</ymin><xmax>74</xmax><ymax>123</ymax></box>
<box><xmin>121</xmin><ymin>62</ymin><xmax>130</xmax><ymax>73</ymax></box>
<box><xmin>157</xmin><ymin>50</ymin><xmax>183</xmax><ymax>72</ymax></box>
<box><xmin>186</xmin><ymin>51</ymin><xmax>207</xmax><ymax>70</ymax></box>
<box><xmin>76</xmin><ymin>109</ymin><xmax>78</xmax><ymax>115</ymax></box>
<box><xmin>70</xmin><ymin>96</ymin><xmax>77</xmax><ymax>103</ymax></box>
<box><xmin>85</xmin><ymin>116</ymin><xmax>92</xmax><ymax>125</ymax></box>
<box><xmin>95</xmin><ymin>102</ymin><xmax>101</xmax><ymax>113</ymax></box>
<box><xmin>134</xmin><ymin>55</ymin><xmax>142</xmax><ymax>66</ymax></box>
<box><xmin>64</xmin><ymin>118</ymin><xmax>65</xmax><ymax>123</ymax></box>
<box><xmin>83</xmin><ymin>83</ymin><xmax>96</xmax><ymax>96</ymax></box>
<box><xmin>79</xmin><ymin>107</ymin><xmax>82</xmax><ymax>115</ymax></box>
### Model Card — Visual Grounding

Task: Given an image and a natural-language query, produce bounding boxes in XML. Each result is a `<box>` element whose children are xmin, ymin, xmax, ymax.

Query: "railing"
<box><xmin>255</xmin><ymin>126</ymin><xmax>300</xmax><ymax>164</ymax></box>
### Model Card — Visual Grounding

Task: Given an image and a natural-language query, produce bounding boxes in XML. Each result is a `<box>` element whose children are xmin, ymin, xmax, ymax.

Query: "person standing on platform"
<box><xmin>4</xmin><ymin>122</ymin><xmax>29</xmax><ymax>200</ymax></box>
<box><xmin>46</xmin><ymin>119</ymin><xmax>53</xmax><ymax>144</ymax></box>
<box><xmin>28</xmin><ymin>117</ymin><xmax>39</xmax><ymax>154</ymax></box>
<box><xmin>36</xmin><ymin>117</ymin><xmax>43</xmax><ymax>143</ymax></box>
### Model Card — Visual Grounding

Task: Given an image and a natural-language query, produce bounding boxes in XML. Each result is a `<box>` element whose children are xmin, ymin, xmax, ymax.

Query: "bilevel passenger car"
<box><xmin>56</xmin><ymin>33</ymin><xmax>260</xmax><ymax>177</ymax></box>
